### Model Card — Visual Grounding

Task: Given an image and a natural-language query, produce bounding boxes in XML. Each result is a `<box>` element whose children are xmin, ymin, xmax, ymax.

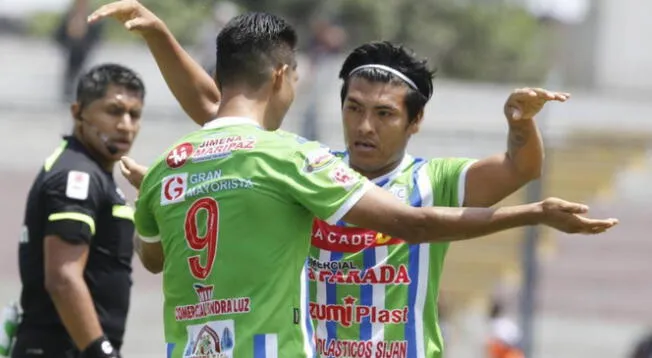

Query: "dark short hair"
<box><xmin>631</xmin><ymin>332</ymin><xmax>652</xmax><ymax>358</ymax></box>
<box><xmin>76</xmin><ymin>63</ymin><xmax>145</xmax><ymax>109</ymax></box>
<box><xmin>215</xmin><ymin>12</ymin><xmax>297</xmax><ymax>90</ymax></box>
<box><xmin>339</xmin><ymin>41</ymin><xmax>435</xmax><ymax>123</ymax></box>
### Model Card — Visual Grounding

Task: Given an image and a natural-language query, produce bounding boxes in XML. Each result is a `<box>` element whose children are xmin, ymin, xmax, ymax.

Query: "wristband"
<box><xmin>81</xmin><ymin>335</ymin><xmax>119</xmax><ymax>358</ymax></box>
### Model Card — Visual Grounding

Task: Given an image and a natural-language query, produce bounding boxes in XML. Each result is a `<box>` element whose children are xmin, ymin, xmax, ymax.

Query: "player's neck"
<box><xmin>216</xmin><ymin>91</ymin><xmax>270</xmax><ymax>130</ymax></box>
<box><xmin>351</xmin><ymin>156</ymin><xmax>403</xmax><ymax>181</ymax></box>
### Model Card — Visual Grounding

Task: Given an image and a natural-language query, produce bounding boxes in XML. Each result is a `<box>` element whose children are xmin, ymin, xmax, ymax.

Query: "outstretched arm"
<box><xmin>284</xmin><ymin>145</ymin><xmax>617</xmax><ymax>245</ymax></box>
<box><xmin>344</xmin><ymin>185</ymin><xmax>618</xmax><ymax>244</ymax></box>
<box><xmin>89</xmin><ymin>0</ymin><xmax>220</xmax><ymax>125</ymax></box>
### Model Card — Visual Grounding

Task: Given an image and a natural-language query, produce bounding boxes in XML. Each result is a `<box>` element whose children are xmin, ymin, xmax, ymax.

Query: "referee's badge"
<box><xmin>65</xmin><ymin>170</ymin><xmax>90</xmax><ymax>200</ymax></box>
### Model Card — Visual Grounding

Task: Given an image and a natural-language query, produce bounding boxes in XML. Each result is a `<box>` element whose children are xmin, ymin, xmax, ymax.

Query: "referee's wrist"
<box><xmin>81</xmin><ymin>335</ymin><xmax>119</xmax><ymax>358</ymax></box>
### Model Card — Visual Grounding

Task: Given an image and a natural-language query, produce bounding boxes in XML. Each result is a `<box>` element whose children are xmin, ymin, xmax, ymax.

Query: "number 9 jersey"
<box><xmin>133</xmin><ymin>117</ymin><xmax>372</xmax><ymax>358</ymax></box>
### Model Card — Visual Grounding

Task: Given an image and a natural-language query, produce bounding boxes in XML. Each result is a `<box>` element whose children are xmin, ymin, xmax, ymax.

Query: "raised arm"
<box><xmin>88</xmin><ymin>0</ymin><xmax>220</xmax><ymax>125</ymax></box>
<box><xmin>344</xmin><ymin>185</ymin><xmax>618</xmax><ymax>244</ymax></box>
<box><xmin>463</xmin><ymin>88</ymin><xmax>569</xmax><ymax>207</ymax></box>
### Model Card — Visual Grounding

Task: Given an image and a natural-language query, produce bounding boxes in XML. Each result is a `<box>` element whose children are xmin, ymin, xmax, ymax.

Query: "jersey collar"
<box><xmin>202</xmin><ymin>117</ymin><xmax>262</xmax><ymax>130</ymax></box>
<box><xmin>342</xmin><ymin>152</ymin><xmax>414</xmax><ymax>187</ymax></box>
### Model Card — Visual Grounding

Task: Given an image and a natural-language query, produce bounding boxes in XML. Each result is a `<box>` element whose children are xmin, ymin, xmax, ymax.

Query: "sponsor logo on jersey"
<box><xmin>191</xmin><ymin>135</ymin><xmax>256</xmax><ymax>163</ymax></box>
<box><xmin>161</xmin><ymin>173</ymin><xmax>187</xmax><ymax>206</ymax></box>
<box><xmin>311</xmin><ymin>220</ymin><xmax>404</xmax><ymax>252</ymax></box>
<box><xmin>175</xmin><ymin>284</ymin><xmax>250</xmax><ymax>322</ymax></box>
<box><xmin>303</xmin><ymin>148</ymin><xmax>336</xmax><ymax>173</ymax></box>
<box><xmin>316</xmin><ymin>338</ymin><xmax>407</xmax><ymax>358</ymax></box>
<box><xmin>307</xmin><ymin>263</ymin><xmax>411</xmax><ymax>286</ymax></box>
<box><xmin>166</xmin><ymin>142</ymin><xmax>195</xmax><ymax>169</ymax></box>
<box><xmin>310</xmin><ymin>296</ymin><xmax>409</xmax><ymax>327</ymax></box>
<box><xmin>183</xmin><ymin>319</ymin><xmax>235</xmax><ymax>358</ymax></box>
<box><xmin>307</xmin><ymin>257</ymin><xmax>357</xmax><ymax>271</ymax></box>
<box><xmin>186</xmin><ymin>178</ymin><xmax>253</xmax><ymax>198</ymax></box>
<box><xmin>189</xmin><ymin>170</ymin><xmax>223</xmax><ymax>184</ymax></box>
<box><xmin>328</xmin><ymin>163</ymin><xmax>359</xmax><ymax>190</ymax></box>
<box><xmin>65</xmin><ymin>170</ymin><xmax>90</xmax><ymax>200</ymax></box>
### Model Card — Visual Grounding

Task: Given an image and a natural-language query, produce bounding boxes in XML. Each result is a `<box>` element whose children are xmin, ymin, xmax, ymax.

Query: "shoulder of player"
<box><xmin>259</xmin><ymin>130</ymin><xmax>326</xmax><ymax>156</ymax></box>
<box><xmin>419</xmin><ymin>157</ymin><xmax>468</xmax><ymax>168</ymax></box>
<box><xmin>412</xmin><ymin>157</ymin><xmax>456</xmax><ymax>177</ymax></box>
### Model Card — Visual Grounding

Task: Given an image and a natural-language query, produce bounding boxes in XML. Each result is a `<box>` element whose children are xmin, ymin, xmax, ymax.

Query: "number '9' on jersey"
<box><xmin>134</xmin><ymin>117</ymin><xmax>372</xmax><ymax>358</ymax></box>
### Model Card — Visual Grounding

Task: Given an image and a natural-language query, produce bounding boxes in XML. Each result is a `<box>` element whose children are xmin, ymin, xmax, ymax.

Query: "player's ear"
<box><xmin>71</xmin><ymin>103</ymin><xmax>83</xmax><ymax>122</ymax></box>
<box><xmin>407</xmin><ymin>110</ymin><xmax>424</xmax><ymax>135</ymax></box>
<box><xmin>271</xmin><ymin>64</ymin><xmax>289</xmax><ymax>92</ymax></box>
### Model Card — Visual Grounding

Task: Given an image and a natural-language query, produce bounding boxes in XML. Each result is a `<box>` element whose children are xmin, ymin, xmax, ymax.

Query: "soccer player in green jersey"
<box><xmin>90</xmin><ymin>2</ymin><xmax>618</xmax><ymax>358</ymax></box>
<box><xmin>305</xmin><ymin>43</ymin><xmax>559</xmax><ymax>358</ymax></box>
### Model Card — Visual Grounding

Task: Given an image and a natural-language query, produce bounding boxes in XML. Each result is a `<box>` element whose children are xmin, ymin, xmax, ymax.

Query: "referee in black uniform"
<box><xmin>13</xmin><ymin>64</ymin><xmax>145</xmax><ymax>358</ymax></box>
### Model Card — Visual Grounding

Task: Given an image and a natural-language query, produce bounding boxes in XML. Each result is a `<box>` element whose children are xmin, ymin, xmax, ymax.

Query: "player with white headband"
<box><xmin>305</xmin><ymin>42</ymin><xmax>569</xmax><ymax>358</ymax></box>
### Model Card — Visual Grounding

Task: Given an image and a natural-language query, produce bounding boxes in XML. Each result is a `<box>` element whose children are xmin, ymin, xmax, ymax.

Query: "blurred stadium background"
<box><xmin>1</xmin><ymin>0</ymin><xmax>651</xmax><ymax>357</ymax></box>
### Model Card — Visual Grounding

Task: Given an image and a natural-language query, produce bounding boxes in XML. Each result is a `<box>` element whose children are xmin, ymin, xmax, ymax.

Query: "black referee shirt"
<box><xmin>17</xmin><ymin>136</ymin><xmax>135</xmax><ymax>347</ymax></box>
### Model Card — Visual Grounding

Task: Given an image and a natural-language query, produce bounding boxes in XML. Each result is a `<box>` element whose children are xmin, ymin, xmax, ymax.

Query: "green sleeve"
<box><xmin>283</xmin><ymin>142</ymin><xmax>371</xmax><ymax>224</ymax></box>
<box><xmin>427</xmin><ymin>158</ymin><xmax>477</xmax><ymax>207</ymax></box>
<box><xmin>134</xmin><ymin>165</ymin><xmax>161</xmax><ymax>242</ymax></box>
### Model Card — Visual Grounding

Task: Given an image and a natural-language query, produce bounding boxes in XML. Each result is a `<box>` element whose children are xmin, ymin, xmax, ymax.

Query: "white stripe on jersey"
<box><xmin>266</xmin><ymin>334</ymin><xmax>278</xmax><ymax>358</ymax></box>
<box><xmin>414</xmin><ymin>164</ymin><xmax>434</xmax><ymax>358</ymax></box>
<box><xmin>371</xmin><ymin>245</ymin><xmax>388</xmax><ymax>344</ymax></box>
<box><xmin>300</xmin><ymin>265</ymin><xmax>315</xmax><ymax>357</ymax></box>
<box><xmin>315</xmin><ymin>250</ymin><xmax>330</xmax><ymax>343</ymax></box>
<box><xmin>457</xmin><ymin>160</ymin><xmax>477</xmax><ymax>207</ymax></box>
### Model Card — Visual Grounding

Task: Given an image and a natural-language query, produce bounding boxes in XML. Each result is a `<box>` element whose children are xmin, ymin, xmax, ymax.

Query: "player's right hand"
<box><xmin>120</xmin><ymin>156</ymin><xmax>148</xmax><ymax>190</ymax></box>
<box><xmin>538</xmin><ymin>197</ymin><xmax>619</xmax><ymax>234</ymax></box>
<box><xmin>88</xmin><ymin>0</ymin><xmax>163</xmax><ymax>37</ymax></box>
<box><xmin>504</xmin><ymin>87</ymin><xmax>570</xmax><ymax>121</ymax></box>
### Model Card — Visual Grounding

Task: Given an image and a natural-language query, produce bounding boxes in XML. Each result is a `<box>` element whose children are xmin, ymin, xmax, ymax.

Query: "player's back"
<box><xmin>136</xmin><ymin>118</ymin><xmax>371</xmax><ymax>357</ymax></box>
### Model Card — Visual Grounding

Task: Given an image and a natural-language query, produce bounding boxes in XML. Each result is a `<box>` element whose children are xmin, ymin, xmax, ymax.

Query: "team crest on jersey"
<box><xmin>388</xmin><ymin>184</ymin><xmax>408</xmax><ymax>201</ymax></box>
<box><xmin>191</xmin><ymin>135</ymin><xmax>256</xmax><ymax>163</ymax></box>
<box><xmin>166</xmin><ymin>142</ymin><xmax>195</xmax><ymax>169</ymax></box>
<box><xmin>303</xmin><ymin>148</ymin><xmax>336</xmax><ymax>173</ymax></box>
<box><xmin>161</xmin><ymin>173</ymin><xmax>187</xmax><ymax>206</ymax></box>
<box><xmin>183</xmin><ymin>320</ymin><xmax>235</xmax><ymax>358</ymax></box>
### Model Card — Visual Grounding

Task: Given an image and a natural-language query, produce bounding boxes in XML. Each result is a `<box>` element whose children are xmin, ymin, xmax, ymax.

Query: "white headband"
<box><xmin>348</xmin><ymin>64</ymin><xmax>419</xmax><ymax>91</ymax></box>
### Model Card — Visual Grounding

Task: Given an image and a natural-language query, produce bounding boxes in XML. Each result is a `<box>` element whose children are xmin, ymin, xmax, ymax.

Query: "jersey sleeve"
<box><xmin>283</xmin><ymin>142</ymin><xmax>372</xmax><ymax>224</ymax></box>
<box><xmin>134</xmin><ymin>167</ymin><xmax>161</xmax><ymax>243</ymax></box>
<box><xmin>427</xmin><ymin>158</ymin><xmax>477</xmax><ymax>207</ymax></box>
<box><xmin>42</xmin><ymin>169</ymin><xmax>103</xmax><ymax>244</ymax></box>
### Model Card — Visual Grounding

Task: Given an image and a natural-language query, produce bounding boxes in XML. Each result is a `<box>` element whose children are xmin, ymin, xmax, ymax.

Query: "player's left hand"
<box><xmin>120</xmin><ymin>156</ymin><xmax>148</xmax><ymax>189</ymax></box>
<box><xmin>504</xmin><ymin>87</ymin><xmax>570</xmax><ymax>122</ymax></box>
<box><xmin>88</xmin><ymin>0</ymin><xmax>163</xmax><ymax>37</ymax></box>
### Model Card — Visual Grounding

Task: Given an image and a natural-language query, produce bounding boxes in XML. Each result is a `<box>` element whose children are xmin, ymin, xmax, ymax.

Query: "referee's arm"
<box><xmin>41</xmin><ymin>171</ymin><xmax>105</xmax><ymax>353</ymax></box>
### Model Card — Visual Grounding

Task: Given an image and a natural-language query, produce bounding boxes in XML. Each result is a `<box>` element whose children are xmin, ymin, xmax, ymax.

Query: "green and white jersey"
<box><xmin>308</xmin><ymin>152</ymin><xmax>475</xmax><ymax>358</ymax></box>
<box><xmin>134</xmin><ymin>118</ymin><xmax>371</xmax><ymax>358</ymax></box>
